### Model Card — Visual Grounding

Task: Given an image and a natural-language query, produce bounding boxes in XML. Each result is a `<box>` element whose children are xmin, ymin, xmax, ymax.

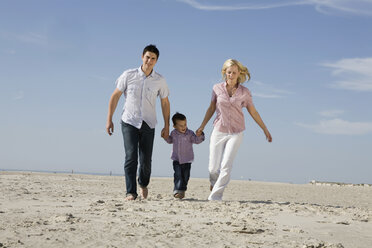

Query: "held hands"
<box><xmin>161</xmin><ymin>126</ymin><xmax>169</xmax><ymax>139</ymax></box>
<box><xmin>196</xmin><ymin>127</ymin><xmax>204</xmax><ymax>137</ymax></box>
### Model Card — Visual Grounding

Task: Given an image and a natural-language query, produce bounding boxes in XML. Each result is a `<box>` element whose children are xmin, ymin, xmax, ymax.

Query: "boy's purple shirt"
<box><xmin>165</xmin><ymin>128</ymin><xmax>205</xmax><ymax>164</ymax></box>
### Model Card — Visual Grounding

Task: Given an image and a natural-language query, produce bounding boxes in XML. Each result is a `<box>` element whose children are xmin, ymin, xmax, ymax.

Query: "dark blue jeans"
<box><xmin>121</xmin><ymin>121</ymin><xmax>155</xmax><ymax>198</ymax></box>
<box><xmin>173</xmin><ymin>161</ymin><xmax>191</xmax><ymax>194</ymax></box>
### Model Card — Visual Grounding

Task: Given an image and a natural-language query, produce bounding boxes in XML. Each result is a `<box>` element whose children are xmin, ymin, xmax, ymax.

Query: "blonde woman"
<box><xmin>196</xmin><ymin>59</ymin><xmax>272</xmax><ymax>201</ymax></box>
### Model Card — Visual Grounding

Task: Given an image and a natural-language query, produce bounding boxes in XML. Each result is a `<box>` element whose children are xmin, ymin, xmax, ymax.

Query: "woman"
<box><xmin>196</xmin><ymin>59</ymin><xmax>272</xmax><ymax>201</ymax></box>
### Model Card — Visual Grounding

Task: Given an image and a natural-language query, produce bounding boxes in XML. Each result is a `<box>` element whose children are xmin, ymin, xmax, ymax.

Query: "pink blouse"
<box><xmin>211</xmin><ymin>82</ymin><xmax>254</xmax><ymax>134</ymax></box>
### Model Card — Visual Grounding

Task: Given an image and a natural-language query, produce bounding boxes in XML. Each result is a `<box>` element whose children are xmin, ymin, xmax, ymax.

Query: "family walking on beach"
<box><xmin>106</xmin><ymin>44</ymin><xmax>272</xmax><ymax>201</ymax></box>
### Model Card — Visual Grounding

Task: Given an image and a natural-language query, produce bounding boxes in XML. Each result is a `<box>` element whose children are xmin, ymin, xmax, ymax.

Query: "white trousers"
<box><xmin>208</xmin><ymin>129</ymin><xmax>243</xmax><ymax>201</ymax></box>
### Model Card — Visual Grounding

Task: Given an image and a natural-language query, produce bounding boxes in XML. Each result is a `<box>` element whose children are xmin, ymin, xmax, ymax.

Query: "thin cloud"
<box><xmin>1</xmin><ymin>31</ymin><xmax>47</xmax><ymax>46</ymax></box>
<box><xmin>321</xmin><ymin>58</ymin><xmax>372</xmax><ymax>92</ymax></box>
<box><xmin>177</xmin><ymin>0</ymin><xmax>307</xmax><ymax>11</ymax></box>
<box><xmin>296</xmin><ymin>118</ymin><xmax>372</xmax><ymax>135</ymax></box>
<box><xmin>250</xmin><ymin>80</ymin><xmax>294</xmax><ymax>99</ymax></box>
<box><xmin>252</xmin><ymin>93</ymin><xmax>283</xmax><ymax>98</ymax></box>
<box><xmin>13</xmin><ymin>91</ymin><xmax>25</xmax><ymax>100</ymax></box>
<box><xmin>312</xmin><ymin>0</ymin><xmax>372</xmax><ymax>16</ymax></box>
<box><xmin>177</xmin><ymin>0</ymin><xmax>372</xmax><ymax>16</ymax></box>
<box><xmin>319</xmin><ymin>110</ymin><xmax>344</xmax><ymax>118</ymax></box>
<box><xmin>17</xmin><ymin>32</ymin><xmax>47</xmax><ymax>46</ymax></box>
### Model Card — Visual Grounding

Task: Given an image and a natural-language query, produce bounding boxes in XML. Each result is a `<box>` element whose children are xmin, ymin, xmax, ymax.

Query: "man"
<box><xmin>106</xmin><ymin>44</ymin><xmax>170</xmax><ymax>200</ymax></box>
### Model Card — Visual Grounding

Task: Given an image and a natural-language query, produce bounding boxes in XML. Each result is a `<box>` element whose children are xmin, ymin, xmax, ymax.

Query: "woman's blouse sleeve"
<box><xmin>211</xmin><ymin>88</ymin><xmax>217</xmax><ymax>103</ymax></box>
<box><xmin>244</xmin><ymin>89</ymin><xmax>254</xmax><ymax>108</ymax></box>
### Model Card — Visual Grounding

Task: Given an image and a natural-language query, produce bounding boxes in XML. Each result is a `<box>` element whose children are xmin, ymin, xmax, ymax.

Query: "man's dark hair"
<box><xmin>172</xmin><ymin>112</ymin><xmax>186</xmax><ymax>126</ymax></box>
<box><xmin>143</xmin><ymin>44</ymin><xmax>159</xmax><ymax>59</ymax></box>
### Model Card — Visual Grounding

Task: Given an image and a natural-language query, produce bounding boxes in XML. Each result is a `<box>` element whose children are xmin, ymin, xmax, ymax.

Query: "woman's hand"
<box><xmin>264</xmin><ymin>129</ymin><xmax>272</xmax><ymax>142</ymax></box>
<box><xmin>196</xmin><ymin>127</ymin><xmax>204</xmax><ymax>137</ymax></box>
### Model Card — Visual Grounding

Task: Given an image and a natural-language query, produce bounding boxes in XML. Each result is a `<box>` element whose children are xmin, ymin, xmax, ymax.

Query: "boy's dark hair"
<box><xmin>172</xmin><ymin>112</ymin><xmax>186</xmax><ymax>126</ymax></box>
<box><xmin>143</xmin><ymin>44</ymin><xmax>159</xmax><ymax>59</ymax></box>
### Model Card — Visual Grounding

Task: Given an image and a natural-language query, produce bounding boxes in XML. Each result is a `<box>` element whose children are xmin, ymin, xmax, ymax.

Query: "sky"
<box><xmin>1</xmin><ymin>0</ymin><xmax>372</xmax><ymax>184</ymax></box>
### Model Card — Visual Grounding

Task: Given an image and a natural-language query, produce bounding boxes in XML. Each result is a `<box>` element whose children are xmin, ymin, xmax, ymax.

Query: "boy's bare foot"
<box><xmin>210</xmin><ymin>185</ymin><xmax>213</xmax><ymax>191</ymax></box>
<box><xmin>125</xmin><ymin>194</ymin><xmax>136</xmax><ymax>201</ymax></box>
<box><xmin>140</xmin><ymin>187</ymin><xmax>148</xmax><ymax>199</ymax></box>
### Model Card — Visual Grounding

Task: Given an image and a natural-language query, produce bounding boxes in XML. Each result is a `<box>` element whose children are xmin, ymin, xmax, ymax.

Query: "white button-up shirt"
<box><xmin>116</xmin><ymin>66</ymin><xmax>169</xmax><ymax>129</ymax></box>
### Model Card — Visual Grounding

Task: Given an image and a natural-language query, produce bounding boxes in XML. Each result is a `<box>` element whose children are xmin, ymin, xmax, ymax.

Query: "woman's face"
<box><xmin>225</xmin><ymin>65</ymin><xmax>240</xmax><ymax>83</ymax></box>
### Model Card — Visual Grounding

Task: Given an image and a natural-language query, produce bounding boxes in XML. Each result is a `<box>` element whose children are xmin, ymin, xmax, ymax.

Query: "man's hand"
<box><xmin>161</xmin><ymin>126</ymin><xmax>169</xmax><ymax>139</ymax></box>
<box><xmin>106</xmin><ymin>121</ymin><xmax>114</xmax><ymax>136</ymax></box>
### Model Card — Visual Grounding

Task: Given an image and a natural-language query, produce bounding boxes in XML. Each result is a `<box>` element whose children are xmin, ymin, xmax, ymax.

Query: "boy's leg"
<box><xmin>121</xmin><ymin>121</ymin><xmax>139</xmax><ymax>199</ymax></box>
<box><xmin>173</xmin><ymin>161</ymin><xmax>183</xmax><ymax>194</ymax></box>
<box><xmin>181</xmin><ymin>163</ymin><xmax>191</xmax><ymax>192</ymax></box>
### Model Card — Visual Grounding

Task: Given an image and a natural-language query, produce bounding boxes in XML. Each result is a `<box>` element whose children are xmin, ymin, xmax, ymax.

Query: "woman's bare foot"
<box><xmin>210</xmin><ymin>185</ymin><xmax>213</xmax><ymax>191</ymax></box>
<box><xmin>140</xmin><ymin>187</ymin><xmax>148</xmax><ymax>199</ymax></box>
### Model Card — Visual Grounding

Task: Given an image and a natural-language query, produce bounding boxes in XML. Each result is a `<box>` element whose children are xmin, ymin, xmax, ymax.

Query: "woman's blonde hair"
<box><xmin>221</xmin><ymin>59</ymin><xmax>250</xmax><ymax>83</ymax></box>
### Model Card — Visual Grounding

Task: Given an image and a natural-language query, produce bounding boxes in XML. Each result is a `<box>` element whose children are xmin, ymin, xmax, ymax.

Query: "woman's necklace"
<box><xmin>226</xmin><ymin>82</ymin><xmax>238</xmax><ymax>97</ymax></box>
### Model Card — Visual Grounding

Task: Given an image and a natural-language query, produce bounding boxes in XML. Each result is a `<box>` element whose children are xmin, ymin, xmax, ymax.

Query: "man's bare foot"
<box><xmin>179</xmin><ymin>192</ymin><xmax>185</xmax><ymax>199</ymax></box>
<box><xmin>174</xmin><ymin>192</ymin><xmax>185</xmax><ymax>199</ymax></box>
<box><xmin>125</xmin><ymin>194</ymin><xmax>136</xmax><ymax>201</ymax></box>
<box><xmin>210</xmin><ymin>185</ymin><xmax>213</xmax><ymax>191</ymax></box>
<box><xmin>140</xmin><ymin>187</ymin><xmax>148</xmax><ymax>199</ymax></box>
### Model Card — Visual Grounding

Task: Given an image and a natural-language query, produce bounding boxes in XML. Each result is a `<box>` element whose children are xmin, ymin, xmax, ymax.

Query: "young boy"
<box><xmin>164</xmin><ymin>112</ymin><xmax>205</xmax><ymax>199</ymax></box>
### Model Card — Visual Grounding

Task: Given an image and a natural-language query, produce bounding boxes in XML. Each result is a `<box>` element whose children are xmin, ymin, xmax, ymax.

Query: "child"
<box><xmin>164</xmin><ymin>112</ymin><xmax>205</xmax><ymax>199</ymax></box>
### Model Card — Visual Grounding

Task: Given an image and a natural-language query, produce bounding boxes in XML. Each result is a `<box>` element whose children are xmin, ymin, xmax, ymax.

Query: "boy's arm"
<box><xmin>190</xmin><ymin>131</ymin><xmax>205</xmax><ymax>144</ymax></box>
<box><xmin>163</xmin><ymin>132</ymin><xmax>173</xmax><ymax>144</ymax></box>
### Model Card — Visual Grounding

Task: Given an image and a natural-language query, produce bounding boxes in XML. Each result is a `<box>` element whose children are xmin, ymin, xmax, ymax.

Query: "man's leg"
<box><xmin>121</xmin><ymin>121</ymin><xmax>139</xmax><ymax>199</ymax></box>
<box><xmin>138</xmin><ymin>122</ymin><xmax>155</xmax><ymax>197</ymax></box>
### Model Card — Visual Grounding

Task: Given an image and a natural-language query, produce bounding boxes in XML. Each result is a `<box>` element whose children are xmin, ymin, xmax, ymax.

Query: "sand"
<box><xmin>1</xmin><ymin>171</ymin><xmax>371</xmax><ymax>248</ymax></box>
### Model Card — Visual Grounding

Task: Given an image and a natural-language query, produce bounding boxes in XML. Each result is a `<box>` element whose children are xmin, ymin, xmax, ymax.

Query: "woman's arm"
<box><xmin>246</xmin><ymin>105</ymin><xmax>272</xmax><ymax>142</ymax></box>
<box><xmin>196</xmin><ymin>101</ymin><xmax>216</xmax><ymax>136</ymax></box>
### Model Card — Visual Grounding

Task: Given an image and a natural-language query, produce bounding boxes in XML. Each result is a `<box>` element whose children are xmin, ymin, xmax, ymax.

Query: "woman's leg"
<box><xmin>208</xmin><ymin>132</ymin><xmax>243</xmax><ymax>201</ymax></box>
<box><xmin>208</xmin><ymin>129</ymin><xmax>227</xmax><ymax>188</ymax></box>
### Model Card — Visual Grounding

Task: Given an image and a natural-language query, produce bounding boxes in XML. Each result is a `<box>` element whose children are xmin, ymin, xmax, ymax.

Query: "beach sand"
<box><xmin>1</xmin><ymin>171</ymin><xmax>371</xmax><ymax>248</ymax></box>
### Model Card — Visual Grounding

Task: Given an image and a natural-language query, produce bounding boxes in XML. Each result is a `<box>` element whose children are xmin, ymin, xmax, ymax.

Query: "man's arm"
<box><xmin>160</xmin><ymin>97</ymin><xmax>170</xmax><ymax>139</ymax></box>
<box><xmin>106</xmin><ymin>88</ymin><xmax>122</xmax><ymax>136</ymax></box>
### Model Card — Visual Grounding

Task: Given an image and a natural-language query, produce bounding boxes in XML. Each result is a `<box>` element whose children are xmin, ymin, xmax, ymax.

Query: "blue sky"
<box><xmin>1</xmin><ymin>0</ymin><xmax>372</xmax><ymax>184</ymax></box>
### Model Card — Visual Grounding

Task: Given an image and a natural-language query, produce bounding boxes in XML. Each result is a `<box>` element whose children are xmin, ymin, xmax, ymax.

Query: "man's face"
<box><xmin>142</xmin><ymin>51</ymin><xmax>158</xmax><ymax>72</ymax></box>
